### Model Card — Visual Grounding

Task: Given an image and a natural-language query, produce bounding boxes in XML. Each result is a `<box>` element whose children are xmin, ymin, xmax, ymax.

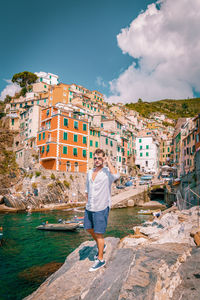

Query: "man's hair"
<box><xmin>93</xmin><ymin>148</ymin><xmax>105</xmax><ymax>157</ymax></box>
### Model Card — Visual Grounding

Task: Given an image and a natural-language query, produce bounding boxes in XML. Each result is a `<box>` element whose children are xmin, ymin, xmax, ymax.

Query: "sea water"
<box><xmin>0</xmin><ymin>207</ymin><xmax>150</xmax><ymax>300</ymax></box>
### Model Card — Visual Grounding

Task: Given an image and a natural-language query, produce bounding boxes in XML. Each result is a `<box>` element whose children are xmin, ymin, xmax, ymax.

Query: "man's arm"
<box><xmin>85</xmin><ymin>173</ymin><xmax>89</xmax><ymax>203</ymax></box>
<box><xmin>106</xmin><ymin>158</ymin><xmax>118</xmax><ymax>174</ymax></box>
<box><xmin>85</xmin><ymin>192</ymin><xmax>88</xmax><ymax>203</ymax></box>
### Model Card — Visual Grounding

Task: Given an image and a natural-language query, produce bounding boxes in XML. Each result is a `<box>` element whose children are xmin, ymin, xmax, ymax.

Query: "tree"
<box><xmin>182</xmin><ymin>103</ymin><xmax>188</xmax><ymax>110</ymax></box>
<box><xmin>138</xmin><ymin>98</ymin><xmax>143</xmax><ymax>103</ymax></box>
<box><xmin>12</xmin><ymin>71</ymin><xmax>38</xmax><ymax>97</ymax></box>
<box><xmin>4</xmin><ymin>95</ymin><xmax>12</xmax><ymax>104</ymax></box>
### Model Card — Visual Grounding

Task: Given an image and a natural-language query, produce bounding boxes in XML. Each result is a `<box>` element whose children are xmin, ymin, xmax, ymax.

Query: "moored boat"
<box><xmin>138</xmin><ymin>209</ymin><xmax>161</xmax><ymax>215</ymax></box>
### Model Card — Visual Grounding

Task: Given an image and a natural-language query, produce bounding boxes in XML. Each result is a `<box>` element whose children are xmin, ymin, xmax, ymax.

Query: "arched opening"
<box><xmin>66</xmin><ymin>161</ymin><xmax>71</xmax><ymax>172</ymax></box>
<box><xmin>75</xmin><ymin>162</ymin><xmax>79</xmax><ymax>172</ymax></box>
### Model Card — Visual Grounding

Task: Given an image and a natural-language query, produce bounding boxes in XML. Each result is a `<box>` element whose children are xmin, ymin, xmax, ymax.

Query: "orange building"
<box><xmin>37</xmin><ymin>106</ymin><xmax>89</xmax><ymax>173</ymax></box>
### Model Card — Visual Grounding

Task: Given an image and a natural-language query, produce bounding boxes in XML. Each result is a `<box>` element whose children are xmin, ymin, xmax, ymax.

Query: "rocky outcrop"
<box><xmin>25</xmin><ymin>206</ymin><xmax>200</xmax><ymax>300</ymax></box>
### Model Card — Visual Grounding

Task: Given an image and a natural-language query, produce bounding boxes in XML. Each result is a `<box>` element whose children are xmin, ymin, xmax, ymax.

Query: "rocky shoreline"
<box><xmin>24</xmin><ymin>205</ymin><xmax>200</xmax><ymax>300</ymax></box>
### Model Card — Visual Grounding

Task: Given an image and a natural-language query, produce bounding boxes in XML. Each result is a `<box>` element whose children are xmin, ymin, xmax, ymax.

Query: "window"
<box><xmin>20</xmin><ymin>103</ymin><xmax>22</xmax><ymax>108</ymax></box>
<box><xmin>101</xmin><ymin>123</ymin><xmax>103</xmax><ymax>128</ymax></box>
<box><xmin>98</xmin><ymin>132</ymin><xmax>100</xmax><ymax>137</ymax></box>
<box><xmin>90</xmin><ymin>152</ymin><xmax>93</xmax><ymax>158</ymax></box>
<box><xmin>83</xmin><ymin>149</ymin><xmax>86</xmax><ymax>157</ymax></box>
<box><xmin>106</xmin><ymin>138</ymin><xmax>108</xmax><ymax>145</ymax></box>
<box><xmin>119</xmin><ymin>156</ymin><xmax>121</xmax><ymax>162</ymax></box>
<box><xmin>146</xmin><ymin>145</ymin><xmax>149</xmax><ymax>149</ymax></box>
<box><xmin>83</xmin><ymin>123</ymin><xmax>87</xmax><ymax>131</ymax></box>
<box><xmin>41</xmin><ymin>146</ymin><xmax>45</xmax><ymax>153</ymax></box>
<box><xmin>83</xmin><ymin>136</ymin><xmax>87</xmax><ymax>144</ymax></box>
<box><xmin>146</xmin><ymin>152</ymin><xmax>149</xmax><ymax>156</ymax></box>
<box><xmin>140</xmin><ymin>153</ymin><xmax>143</xmax><ymax>157</ymax></box>
<box><xmin>74</xmin><ymin>121</ymin><xmax>78</xmax><ymax>129</ymax></box>
<box><xmin>139</xmin><ymin>139</ymin><xmax>142</xmax><ymax>143</ymax></box>
<box><xmin>110</xmin><ymin>141</ymin><xmax>113</xmax><ymax>147</ymax></box>
<box><xmin>37</xmin><ymin>100</ymin><xmax>39</xmax><ymax>105</ymax></box>
<box><xmin>168</xmin><ymin>147</ymin><xmax>170</xmax><ymax>152</ymax></box>
<box><xmin>39</xmin><ymin>133</ymin><xmax>41</xmax><ymax>141</ymax></box>
<box><xmin>43</xmin><ymin>132</ymin><xmax>45</xmax><ymax>139</ymax></box>
<box><xmin>90</xmin><ymin>140</ymin><xmax>93</xmax><ymax>146</ymax></box>
<box><xmin>46</xmin><ymin>144</ymin><xmax>50</xmax><ymax>152</ymax></box>
<box><xmin>63</xmin><ymin>132</ymin><xmax>68</xmax><ymax>140</ymax></box>
<box><xmin>127</xmin><ymin>151</ymin><xmax>129</xmax><ymax>156</ymax></box>
<box><xmin>95</xmin><ymin>141</ymin><xmax>98</xmax><ymax>148</ymax></box>
<box><xmin>46</xmin><ymin>109</ymin><xmax>49</xmax><ymax>116</ymax></box>
<box><xmin>140</xmin><ymin>146</ymin><xmax>142</xmax><ymax>150</ymax></box>
<box><xmin>11</xmin><ymin>119</ymin><xmax>14</xmax><ymax>126</ymax></box>
<box><xmin>64</xmin><ymin>118</ymin><xmax>68</xmax><ymax>127</ymax></box>
<box><xmin>90</xmin><ymin>130</ymin><xmax>92</xmax><ymax>135</ymax></box>
<box><xmin>74</xmin><ymin>134</ymin><xmax>78</xmax><ymax>142</ymax></box>
<box><xmin>63</xmin><ymin>146</ymin><xmax>67</xmax><ymax>154</ymax></box>
<box><xmin>73</xmin><ymin>148</ymin><xmax>78</xmax><ymax>156</ymax></box>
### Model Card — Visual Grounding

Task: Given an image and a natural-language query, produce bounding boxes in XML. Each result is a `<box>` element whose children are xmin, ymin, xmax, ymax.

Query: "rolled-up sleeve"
<box><xmin>109</xmin><ymin>172</ymin><xmax>120</xmax><ymax>183</ymax></box>
<box><xmin>85</xmin><ymin>173</ymin><xmax>89</xmax><ymax>193</ymax></box>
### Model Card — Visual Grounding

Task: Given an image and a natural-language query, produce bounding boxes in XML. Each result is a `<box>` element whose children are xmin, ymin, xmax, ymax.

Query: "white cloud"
<box><xmin>96</xmin><ymin>76</ymin><xmax>107</xmax><ymax>88</ymax></box>
<box><xmin>107</xmin><ymin>0</ymin><xmax>200</xmax><ymax>103</ymax></box>
<box><xmin>0</xmin><ymin>80</ymin><xmax>21</xmax><ymax>101</ymax></box>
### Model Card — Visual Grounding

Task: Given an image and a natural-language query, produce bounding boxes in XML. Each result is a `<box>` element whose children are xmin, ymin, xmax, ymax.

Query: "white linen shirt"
<box><xmin>85</xmin><ymin>167</ymin><xmax>120</xmax><ymax>212</ymax></box>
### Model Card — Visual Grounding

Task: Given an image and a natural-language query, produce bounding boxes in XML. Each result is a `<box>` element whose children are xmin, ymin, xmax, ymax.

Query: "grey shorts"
<box><xmin>84</xmin><ymin>207</ymin><xmax>109</xmax><ymax>234</ymax></box>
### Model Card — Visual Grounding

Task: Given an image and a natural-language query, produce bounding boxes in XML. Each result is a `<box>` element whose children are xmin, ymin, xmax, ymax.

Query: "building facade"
<box><xmin>37</xmin><ymin>106</ymin><xmax>89</xmax><ymax>173</ymax></box>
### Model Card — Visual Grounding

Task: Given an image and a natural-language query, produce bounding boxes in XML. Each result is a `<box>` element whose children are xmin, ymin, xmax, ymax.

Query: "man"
<box><xmin>84</xmin><ymin>148</ymin><xmax>119</xmax><ymax>272</ymax></box>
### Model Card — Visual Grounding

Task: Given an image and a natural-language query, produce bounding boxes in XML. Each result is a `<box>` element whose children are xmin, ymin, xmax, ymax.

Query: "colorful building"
<box><xmin>160</xmin><ymin>138</ymin><xmax>172</xmax><ymax>165</ymax></box>
<box><xmin>135</xmin><ymin>131</ymin><xmax>160</xmax><ymax>173</ymax></box>
<box><xmin>88</xmin><ymin>126</ymin><xmax>101</xmax><ymax>169</ymax></box>
<box><xmin>37</xmin><ymin>106</ymin><xmax>89</xmax><ymax>173</ymax></box>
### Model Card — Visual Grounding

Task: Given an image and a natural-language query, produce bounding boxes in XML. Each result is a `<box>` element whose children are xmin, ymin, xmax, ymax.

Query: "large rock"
<box><xmin>173</xmin><ymin>247</ymin><xmax>200</xmax><ymax>300</ymax></box>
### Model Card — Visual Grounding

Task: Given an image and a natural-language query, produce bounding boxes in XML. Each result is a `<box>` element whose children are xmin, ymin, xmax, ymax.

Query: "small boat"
<box><xmin>138</xmin><ymin>209</ymin><xmax>161</xmax><ymax>215</ymax></box>
<box><xmin>36</xmin><ymin>223</ymin><xmax>79</xmax><ymax>231</ymax></box>
<box><xmin>138</xmin><ymin>209</ymin><xmax>152</xmax><ymax>215</ymax></box>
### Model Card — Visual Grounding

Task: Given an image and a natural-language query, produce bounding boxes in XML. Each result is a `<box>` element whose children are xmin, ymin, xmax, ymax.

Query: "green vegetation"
<box><xmin>125</xmin><ymin>98</ymin><xmax>200</xmax><ymax>119</ymax></box>
<box><xmin>35</xmin><ymin>171</ymin><xmax>41</xmax><ymax>177</ymax></box>
<box><xmin>63</xmin><ymin>180</ymin><xmax>70</xmax><ymax>189</ymax></box>
<box><xmin>12</xmin><ymin>71</ymin><xmax>38</xmax><ymax>97</ymax></box>
<box><xmin>70</xmin><ymin>175</ymin><xmax>73</xmax><ymax>181</ymax></box>
<box><xmin>29</xmin><ymin>173</ymin><xmax>33</xmax><ymax>179</ymax></box>
<box><xmin>51</xmin><ymin>173</ymin><xmax>56</xmax><ymax>180</ymax></box>
<box><xmin>42</xmin><ymin>175</ymin><xmax>46</xmax><ymax>180</ymax></box>
<box><xmin>32</xmin><ymin>182</ymin><xmax>37</xmax><ymax>189</ymax></box>
<box><xmin>47</xmin><ymin>183</ymin><xmax>54</xmax><ymax>189</ymax></box>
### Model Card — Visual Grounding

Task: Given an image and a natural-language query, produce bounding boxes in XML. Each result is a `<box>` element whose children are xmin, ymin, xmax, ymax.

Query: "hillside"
<box><xmin>125</xmin><ymin>98</ymin><xmax>200</xmax><ymax>119</ymax></box>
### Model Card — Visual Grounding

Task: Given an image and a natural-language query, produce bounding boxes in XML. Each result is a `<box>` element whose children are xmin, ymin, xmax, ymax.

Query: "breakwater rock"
<box><xmin>25</xmin><ymin>206</ymin><xmax>200</xmax><ymax>300</ymax></box>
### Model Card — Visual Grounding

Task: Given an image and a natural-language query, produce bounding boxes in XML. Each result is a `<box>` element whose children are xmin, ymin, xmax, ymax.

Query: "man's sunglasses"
<box><xmin>94</xmin><ymin>157</ymin><xmax>103</xmax><ymax>161</ymax></box>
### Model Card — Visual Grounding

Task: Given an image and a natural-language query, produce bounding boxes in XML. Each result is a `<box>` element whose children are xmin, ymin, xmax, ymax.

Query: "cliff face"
<box><xmin>0</xmin><ymin>118</ymin><xmax>21</xmax><ymax>195</ymax></box>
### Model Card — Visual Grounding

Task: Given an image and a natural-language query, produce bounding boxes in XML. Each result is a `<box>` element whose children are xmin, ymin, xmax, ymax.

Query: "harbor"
<box><xmin>0</xmin><ymin>205</ymin><xmax>152</xmax><ymax>300</ymax></box>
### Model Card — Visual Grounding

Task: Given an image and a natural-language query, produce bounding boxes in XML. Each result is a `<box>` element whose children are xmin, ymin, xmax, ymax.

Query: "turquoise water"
<box><xmin>0</xmin><ymin>207</ymin><xmax>150</xmax><ymax>300</ymax></box>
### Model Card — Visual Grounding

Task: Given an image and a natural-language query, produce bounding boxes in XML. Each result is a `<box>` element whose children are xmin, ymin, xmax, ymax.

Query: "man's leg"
<box><xmin>86</xmin><ymin>228</ymin><xmax>97</xmax><ymax>242</ymax></box>
<box><xmin>95</xmin><ymin>233</ymin><xmax>104</xmax><ymax>261</ymax></box>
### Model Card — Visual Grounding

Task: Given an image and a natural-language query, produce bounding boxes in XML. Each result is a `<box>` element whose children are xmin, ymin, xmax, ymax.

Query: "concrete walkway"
<box><xmin>111</xmin><ymin>185</ymin><xmax>147</xmax><ymax>208</ymax></box>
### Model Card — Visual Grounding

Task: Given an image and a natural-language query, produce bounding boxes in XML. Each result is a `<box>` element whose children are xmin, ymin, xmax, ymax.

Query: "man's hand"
<box><xmin>104</xmin><ymin>155</ymin><xmax>109</xmax><ymax>165</ymax></box>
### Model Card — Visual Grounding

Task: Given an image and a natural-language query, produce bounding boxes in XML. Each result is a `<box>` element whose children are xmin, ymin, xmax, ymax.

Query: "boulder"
<box><xmin>127</xmin><ymin>199</ymin><xmax>134</xmax><ymax>207</ymax></box>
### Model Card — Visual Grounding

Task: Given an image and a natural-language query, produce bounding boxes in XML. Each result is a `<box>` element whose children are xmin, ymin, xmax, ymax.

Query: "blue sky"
<box><xmin>0</xmin><ymin>0</ymin><xmax>154</xmax><ymax>96</ymax></box>
<box><xmin>1</xmin><ymin>0</ymin><xmax>200</xmax><ymax>103</ymax></box>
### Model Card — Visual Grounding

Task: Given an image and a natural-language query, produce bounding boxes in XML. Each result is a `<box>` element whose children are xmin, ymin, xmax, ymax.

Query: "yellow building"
<box><xmin>160</xmin><ymin>139</ymin><xmax>172</xmax><ymax>165</ymax></box>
